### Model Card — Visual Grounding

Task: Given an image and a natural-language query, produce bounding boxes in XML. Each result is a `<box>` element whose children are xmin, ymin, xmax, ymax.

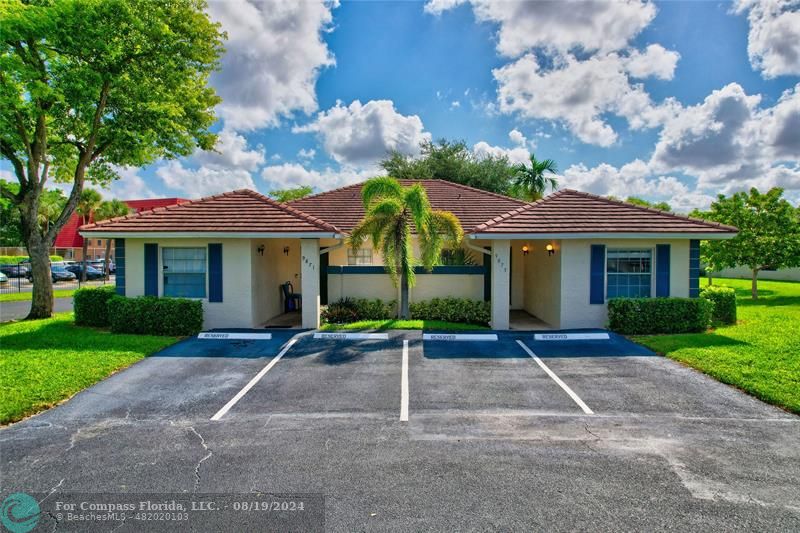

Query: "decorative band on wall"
<box><xmin>327</xmin><ymin>265</ymin><xmax>485</xmax><ymax>275</ymax></box>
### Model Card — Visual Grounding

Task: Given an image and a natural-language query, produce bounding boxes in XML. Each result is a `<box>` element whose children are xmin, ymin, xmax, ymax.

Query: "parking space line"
<box><xmin>210</xmin><ymin>337</ymin><xmax>299</xmax><ymax>421</ymax></box>
<box><xmin>516</xmin><ymin>340</ymin><xmax>594</xmax><ymax>415</ymax></box>
<box><xmin>400</xmin><ymin>339</ymin><xmax>409</xmax><ymax>422</ymax></box>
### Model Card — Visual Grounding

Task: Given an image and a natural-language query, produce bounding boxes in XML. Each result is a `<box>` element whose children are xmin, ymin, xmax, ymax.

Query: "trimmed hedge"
<box><xmin>701</xmin><ymin>285</ymin><xmax>737</xmax><ymax>325</ymax></box>
<box><xmin>0</xmin><ymin>255</ymin><xmax>63</xmax><ymax>264</ymax></box>
<box><xmin>607</xmin><ymin>297</ymin><xmax>713</xmax><ymax>335</ymax></box>
<box><xmin>74</xmin><ymin>285</ymin><xmax>116</xmax><ymax>327</ymax></box>
<box><xmin>410</xmin><ymin>298</ymin><xmax>491</xmax><ymax>325</ymax></box>
<box><xmin>321</xmin><ymin>298</ymin><xmax>395</xmax><ymax>324</ymax></box>
<box><xmin>107</xmin><ymin>296</ymin><xmax>203</xmax><ymax>336</ymax></box>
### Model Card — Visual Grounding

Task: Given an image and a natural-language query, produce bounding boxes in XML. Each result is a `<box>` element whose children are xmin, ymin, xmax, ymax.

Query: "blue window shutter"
<box><xmin>655</xmin><ymin>244</ymin><xmax>670</xmax><ymax>297</ymax></box>
<box><xmin>590</xmin><ymin>244</ymin><xmax>605</xmax><ymax>304</ymax></box>
<box><xmin>115</xmin><ymin>238</ymin><xmax>126</xmax><ymax>296</ymax></box>
<box><xmin>689</xmin><ymin>239</ymin><xmax>700</xmax><ymax>298</ymax></box>
<box><xmin>208</xmin><ymin>243</ymin><xmax>223</xmax><ymax>302</ymax></box>
<box><xmin>144</xmin><ymin>243</ymin><xmax>158</xmax><ymax>296</ymax></box>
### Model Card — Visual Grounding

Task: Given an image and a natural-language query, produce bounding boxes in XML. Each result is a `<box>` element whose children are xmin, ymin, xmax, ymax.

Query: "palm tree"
<box><xmin>93</xmin><ymin>199</ymin><xmax>131</xmax><ymax>279</ymax></box>
<box><xmin>513</xmin><ymin>154</ymin><xmax>558</xmax><ymax>201</ymax></box>
<box><xmin>350</xmin><ymin>177</ymin><xmax>463</xmax><ymax>319</ymax></box>
<box><xmin>76</xmin><ymin>188</ymin><xmax>103</xmax><ymax>281</ymax></box>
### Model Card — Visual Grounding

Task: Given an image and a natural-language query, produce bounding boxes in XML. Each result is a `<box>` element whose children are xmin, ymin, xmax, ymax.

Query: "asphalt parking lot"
<box><xmin>2</xmin><ymin>329</ymin><xmax>799</xmax><ymax>531</ymax></box>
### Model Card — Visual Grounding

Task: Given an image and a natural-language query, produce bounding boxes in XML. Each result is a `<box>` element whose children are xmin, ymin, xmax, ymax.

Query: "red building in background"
<box><xmin>54</xmin><ymin>198</ymin><xmax>187</xmax><ymax>260</ymax></box>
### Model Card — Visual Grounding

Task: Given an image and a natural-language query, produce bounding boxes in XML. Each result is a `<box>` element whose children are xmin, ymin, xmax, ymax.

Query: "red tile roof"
<box><xmin>473</xmin><ymin>189</ymin><xmax>738</xmax><ymax>235</ymax></box>
<box><xmin>288</xmin><ymin>179</ymin><xmax>527</xmax><ymax>232</ymax></box>
<box><xmin>80</xmin><ymin>190</ymin><xmax>340</xmax><ymax>234</ymax></box>
<box><xmin>54</xmin><ymin>198</ymin><xmax>188</xmax><ymax>248</ymax></box>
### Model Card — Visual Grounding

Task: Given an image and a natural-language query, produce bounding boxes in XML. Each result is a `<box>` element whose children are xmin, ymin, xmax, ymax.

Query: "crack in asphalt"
<box><xmin>188</xmin><ymin>426</ymin><xmax>213</xmax><ymax>493</ymax></box>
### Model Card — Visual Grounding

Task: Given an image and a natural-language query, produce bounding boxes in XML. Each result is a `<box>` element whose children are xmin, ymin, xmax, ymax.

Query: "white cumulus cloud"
<box><xmin>157</xmin><ymin>161</ymin><xmax>256</xmax><ymax>198</ymax></box>
<box><xmin>293</xmin><ymin>100</ymin><xmax>431</xmax><ymax>166</ymax></box>
<box><xmin>261</xmin><ymin>163</ymin><xmax>377</xmax><ymax>191</ymax></box>
<box><xmin>624</xmin><ymin>44</ymin><xmax>681</xmax><ymax>80</ymax></box>
<box><xmin>207</xmin><ymin>0</ymin><xmax>337</xmax><ymax>131</ymax></box>
<box><xmin>735</xmin><ymin>0</ymin><xmax>800</xmax><ymax>78</ymax></box>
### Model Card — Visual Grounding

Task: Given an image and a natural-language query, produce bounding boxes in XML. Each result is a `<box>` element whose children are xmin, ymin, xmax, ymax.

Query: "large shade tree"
<box><xmin>349</xmin><ymin>177</ymin><xmax>463</xmax><ymax>319</ymax></box>
<box><xmin>0</xmin><ymin>0</ymin><xmax>224</xmax><ymax>318</ymax></box>
<box><xmin>697</xmin><ymin>188</ymin><xmax>800</xmax><ymax>299</ymax></box>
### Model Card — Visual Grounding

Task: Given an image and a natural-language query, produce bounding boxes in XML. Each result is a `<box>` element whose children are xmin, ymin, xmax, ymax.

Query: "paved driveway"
<box><xmin>1</xmin><ymin>330</ymin><xmax>798</xmax><ymax>531</ymax></box>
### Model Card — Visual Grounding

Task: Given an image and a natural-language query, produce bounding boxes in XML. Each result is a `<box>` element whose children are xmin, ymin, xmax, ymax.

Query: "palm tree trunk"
<box><xmin>400</xmin><ymin>271</ymin><xmax>409</xmax><ymax>319</ymax></box>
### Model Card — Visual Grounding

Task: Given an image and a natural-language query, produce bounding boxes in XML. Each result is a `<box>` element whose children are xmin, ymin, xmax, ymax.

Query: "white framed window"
<box><xmin>347</xmin><ymin>248</ymin><xmax>373</xmax><ymax>265</ymax></box>
<box><xmin>162</xmin><ymin>247</ymin><xmax>206</xmax><ymax>298</ymax></box>
<box><xmin>607</xmin><ymin>249</ymin><xmax>652</xmax><ymax>298</ymax></box>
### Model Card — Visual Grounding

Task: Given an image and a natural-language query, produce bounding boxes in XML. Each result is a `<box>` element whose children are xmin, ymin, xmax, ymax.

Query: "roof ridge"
<box><xmin>80</xmin><ymin>189</ymin><xmax>341</xmax><ymax>233</ymax></box>
<box><xmin>559</xmin><ymin>189</ymin><xmax>738</xmax><ymax>231</ymax></box>
<box><xmin>287</xmin><ymin>181</ymin><xmax>364</xmax><ymax>204</ymax></box>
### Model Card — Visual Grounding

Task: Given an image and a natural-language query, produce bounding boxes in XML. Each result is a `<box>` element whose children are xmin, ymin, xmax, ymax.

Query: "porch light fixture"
<box><xmin>521</xmin><ymin>245</ymin><xmax>529</xmax><ymax>256</ymax></box>
<box><xmin>283</xmin><ymin>246</ymin><xmax>290</xmax><ymax>256</ymax></box>
<box><xmin>257</xmin><ymin>245</ymin><xmax>265</xmax><ymax>256</ymax></box>
<box><xmin>546</xmin><ymin>243</ymin><xmax>555</xmax><ymax>256</ymax></box>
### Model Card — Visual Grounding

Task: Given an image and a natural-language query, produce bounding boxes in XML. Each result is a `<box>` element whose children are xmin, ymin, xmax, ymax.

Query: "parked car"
<box><xmin>88</xmin><ymin>259</ymin><xmax>115</xmax><ymax>273</ymax></box>
<box><xmin>65</xmin><ymin>264</ymin><xmax>104</xmax><ymax>281</ymax></box>
<box><xmin>0</xmin><ymin>264</ymin><xmax>29</xmax><ymax>278</ymax></box>
<box><xmin>26</xmin><ymin>265</ymin><xmax>78</xmax><ymax>283</ymax></box>
<box><xmin>0</xmin><ymin>272</ymin><xmax>8</xmax><ymax>284</ymax></box>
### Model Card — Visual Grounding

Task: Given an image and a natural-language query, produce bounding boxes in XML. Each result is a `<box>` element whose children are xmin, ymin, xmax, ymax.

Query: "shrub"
<box><xmin>410</xmin><ymin>298</ymin><xmax>491</xmax><ymax>325</ymax></box>
<box><xmin>321</xmin><ymin>298</ymin><xmax>395</xmax><ymax>324</ymax></box>
<box><xmin>0</xmin><ymin>255</ymin><xmax>63</xmax><ymax>264</ymax></box>
<box><xmin>74</xmin><ymin>286</ymin><xmax>116</xmax><ymax>327</ymax></box>
<box><xmin>107</xmin><ymin>296</ymin><xmax>203</xmax><ymax>336</ymax></box>
<box><xmin>607</xmin><ymin>297</ymin><xmax>713</xmax><ymax>335</ymax></box>
<box><xmin>701</xmin><ymin>285</ymin><xmax>737</xmax><ymax>325</ymax></box>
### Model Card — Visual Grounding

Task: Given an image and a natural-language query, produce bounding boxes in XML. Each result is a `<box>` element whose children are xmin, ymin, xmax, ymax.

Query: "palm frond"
<box><xmin>361</xmin><ymin>176</ymin><xmax>403</xmax><ymax>208</ymax></box>
<box><xmin>366</xmin><ymin>197</ymin><xmax>403</xmax><ymax>219</ymax></box>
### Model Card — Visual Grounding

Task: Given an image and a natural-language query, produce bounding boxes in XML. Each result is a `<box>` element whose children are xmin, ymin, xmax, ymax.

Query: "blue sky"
<box><xmin>7</xmin><ymin>0</ymin><xmax>799</xmax><ymax>211</ymax></box>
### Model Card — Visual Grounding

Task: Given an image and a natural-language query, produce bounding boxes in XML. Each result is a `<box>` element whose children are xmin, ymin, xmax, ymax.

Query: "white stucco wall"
<box><xmin>123</xmin><ymin>238</ymin><xmax>254</xmax><ymax>329</ymax></box>
<box><xmin>327</xmin><ymin>273</ymin><xmax>398</xmax><ymax>302</ymax></box>
<box><xmin>558</xmin><ymin>238</ymin><xmax>690</xmax><ymax>329</ymax></box>
<box><xmin>251</xmin><ymin>238</ymin><xmax>301</xmax><ymax>326</ymax></box>
<box><xmin>520</xmin><ymin>240</ymin><xmax>562</xmax><ymax>328</ymax></box>
<box><xmin>410</xmin><ymin>273</ymin><xmax>483</xmax><ymax>302</ymax></box>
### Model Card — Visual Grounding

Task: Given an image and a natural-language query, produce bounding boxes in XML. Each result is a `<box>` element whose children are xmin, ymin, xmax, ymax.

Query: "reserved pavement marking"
<box><xmin>313</xmin><ymin>332</ymin><xmax>389</xmax><ymax>340</ymax></box>
<box><xmin>516</xmin><ymin>340</ymin><xmax>594</xmax><ymax>415</ymax></box>
<box><xmin>534</xmin><ymin>332</ymin><xmax>610</xmax><ymax>341</ymax></box>
<box><xmin>210</xmin><ymin>337</ymin><xmax>298</xmax><ymax>421</ymax></box>
<box><xmin>400</xmin><ymin>339</ymin><xmax>409</xmax><ymax>422</ymax></box>
<box><xmin>423</xmin><ymin>333</ymin><xmax>498</xmax><ymax>341</ymax></box>
<box><xmin>198</xmin><ymin>332</ymin><xmax>273</xmax><ymax>340</ymax></box>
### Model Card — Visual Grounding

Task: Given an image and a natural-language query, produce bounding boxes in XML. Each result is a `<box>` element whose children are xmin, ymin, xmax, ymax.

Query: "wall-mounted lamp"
<box><xmin>283</xmin><ymin>246</ymin><xmax>290</xmax><ymax>256</ymax></box>
<box><xmin>546</xmin><ymin>243</ymin><xmax>555</xmax><ymax>256</ymax></box>
<box><xmin>521</xmin><ymin>245</ymin><xmax>530</xmax><ymax>256</ymax></box>
<box><xmin>257</xmin><ymin>245</ymin><xmax>265</xmax><ymax>256</ymax></box>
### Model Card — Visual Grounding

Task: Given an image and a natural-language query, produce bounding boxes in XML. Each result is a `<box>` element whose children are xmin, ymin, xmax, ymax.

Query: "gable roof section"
<box><xmin>80</xmin><ymin>190</ymin><xmax>340</xmax><ymax>235</ymax></box>
<box><xmin>288</xmin><ymin>179</ymin><xmax>527</xmax><ymax>232</ymax></box>
<box><xmin>472</xmin><ymin>189</ymin><xmax>738</xmax><ymax>236</ymax></box>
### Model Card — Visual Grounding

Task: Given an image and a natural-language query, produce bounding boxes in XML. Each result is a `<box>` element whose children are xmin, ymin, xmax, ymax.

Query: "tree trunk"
<box><xmin>103</xmin><ymin>239</ymin><xmax>112</xmax><ymax>280</ymax></box>
<box><xmin>707</xmin><ymin>274</ymin><xmax>713</xmax><ymax>286</ymax></box>
<box><xmin>27</xmin><ymin>240</ymin><xmax>54</xmax><ymax>319</ymax></box>
<box><xmin>400</xmin><ymin>271</ymin><xmax>409</xmax><ymax>319</ymax></box>
<box><xmin>751</xmin><ymin>268</ymin><xmax>759</xmax><ymax>299</ymax></box>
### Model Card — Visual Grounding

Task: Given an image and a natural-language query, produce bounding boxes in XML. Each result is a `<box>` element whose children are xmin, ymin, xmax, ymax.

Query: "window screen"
<box><xmin>607</xmin><ymin>249</ymin><xmax>652</xmax><ymax>298</ymax></box>
<box><xmin>163</xmin><ymin>247</ymin><xmax>206</xmax><ymax>298</ymax></box>
<box><xmin>347</xmin><ymin>249</ymin><xmax>373</xmax><ymax>265</ymax></box>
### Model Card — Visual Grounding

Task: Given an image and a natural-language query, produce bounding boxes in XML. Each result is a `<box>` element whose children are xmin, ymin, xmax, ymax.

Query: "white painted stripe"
<box><xmin>313</xmin><ymin>332</ymin><xmax>389</xmax><ymax>340</ymax></box>
<box><xmin>534</xmin><ymin>332</ymin><xmax>609</xmax><ymax>341</ymax></box>
<box><xmin>516</xmin><ymin>340</ymin><xmax>594</xmax><ymax>415</ymax></box>
<box><xmin>199</xmin><ymin>332</ymin><xmax>273</xmax><ymax>340</ymax></box>
<box><xmin>423</xmin><ymin>333</ymin><xmax>498</xmax><ymax>342</ymax></box>
<box><xmin>400</xmin><ymin>339</ymin><xmax>409</xmax><ymax>422</ymax></box>
<box><xmin>210</xmin><ymin>338</ymin><xmax>298</xmax><ymax>421</ymax></box>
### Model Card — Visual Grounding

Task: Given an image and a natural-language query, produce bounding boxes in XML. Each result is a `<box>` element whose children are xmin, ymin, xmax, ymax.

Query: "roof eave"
<box><xmin>79</xmin><ymin>230</ymin><xmax>343</xmax><ymax>239</ymax></box>
<box><xmin>467</xmin><ymin>231</ymin><xmax>738</xmax><ymax>240</ymax></box>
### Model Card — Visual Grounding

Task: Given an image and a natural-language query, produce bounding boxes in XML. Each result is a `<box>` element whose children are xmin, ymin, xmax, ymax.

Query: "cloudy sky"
<box><xmin>43</xmin><ymin>1</ymin><xmax>800</xmax><ymax>210</ymax></box>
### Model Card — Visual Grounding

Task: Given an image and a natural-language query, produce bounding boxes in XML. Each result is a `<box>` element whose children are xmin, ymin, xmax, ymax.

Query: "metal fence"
<box><xmin>0</xmin><ymin>263</ymin><xmax>115</xmax><ymax>294</ymax></box>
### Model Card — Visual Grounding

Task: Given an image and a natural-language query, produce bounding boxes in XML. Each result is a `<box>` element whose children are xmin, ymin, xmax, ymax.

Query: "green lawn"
<box><xmin>0</xmin><ymin>289</ymin><xmax>76</xmax><ymax>302</ymax></box>
<box><xmin>0</xmin><ymin>313</ymin><xmax>177</xmax><ymax>425</ymax></box>
<box><xmin>635</xmin><ymin>278</ymin><xmax>800</xmax><ymax>414</ymax></box>
<box><xmin>320</xmin><ymin>319</ymin><xmax>489</xmax><ymax>331</ymax></box>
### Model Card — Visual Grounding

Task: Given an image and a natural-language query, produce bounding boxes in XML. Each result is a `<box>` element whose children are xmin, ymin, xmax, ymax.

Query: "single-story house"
<box><xmin>80</xmin><ymin>180</ymin><xmax>737</xmax><ymax>330</ymax></box>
